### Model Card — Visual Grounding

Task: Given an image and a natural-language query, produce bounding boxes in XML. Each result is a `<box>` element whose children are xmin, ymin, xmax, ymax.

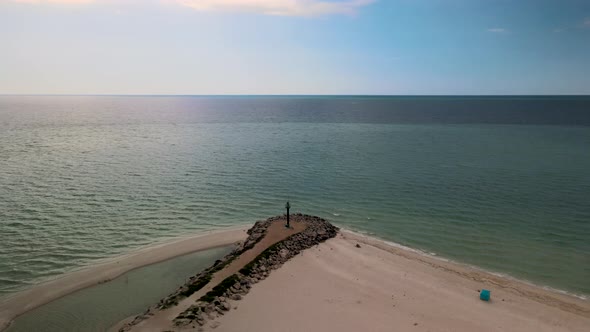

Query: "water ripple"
<box><xmin>1</xmin><ymin>97</ymin><xmax>590</xmax><ymax>298</ymax></box>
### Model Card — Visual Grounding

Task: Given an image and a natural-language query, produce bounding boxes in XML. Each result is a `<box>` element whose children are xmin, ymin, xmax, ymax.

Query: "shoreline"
<box><xmin>341</xmin><ymin>229</ymin><xmax>589</xmax><ymax>302</ymax></box>
<box><xmin>112</xmin><ymin>217</ymin><xmax>590</xmax><ymax>332</ymax></box>
<box><xmin>340</xmin><ymin>230</ymin><xmax>589</xmax><ymax>316</ymax></box>
<box><xmin>113</xmin><ymin>214</ymin><xmax>336</xmax><ymax>332</ymax></box>
<box><xmin>2</xmin><ymin>222</ymin><xmax>588</xmax><ymax>331</ymax></box>
<box><xmin>208</xmin><ymin>230</ymin><xmax>590</xmax><ymax>332</ymax></box>
<box><xmin>0</xmin><ymin>225</ymin><xmax>250</xmax><ymax>331</ymax></box>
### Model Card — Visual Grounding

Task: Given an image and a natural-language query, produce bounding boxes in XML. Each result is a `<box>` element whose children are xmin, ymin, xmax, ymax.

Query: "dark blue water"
<box><xmin>3</xmin><ymin>95</ymin><xmax>590</xmax><ymax>126</ymax></box>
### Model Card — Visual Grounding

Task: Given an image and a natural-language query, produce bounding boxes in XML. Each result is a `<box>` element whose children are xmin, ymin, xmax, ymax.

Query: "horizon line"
<box><xmin>1</xmin><ymin>94</ymin><xmax>589</xmax><ymax>97</ymax></box>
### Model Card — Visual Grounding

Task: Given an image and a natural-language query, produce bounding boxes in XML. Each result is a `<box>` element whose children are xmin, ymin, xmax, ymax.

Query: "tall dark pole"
<box><xmin>285</xmin><ymin>201</ymin><xmax>290</xmax><ymax>228</ymax></box>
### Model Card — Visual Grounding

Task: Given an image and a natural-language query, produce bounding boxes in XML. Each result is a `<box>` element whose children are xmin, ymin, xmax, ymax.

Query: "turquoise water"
<box><xmin>6</xmin><ymin>246</ymin><xmax>231</xmax><ymax>332</ymax></box>
<box><xmin>0</xmin><ymin>96</ymin><xmax>589</xmax><ymax>298</ymax></box>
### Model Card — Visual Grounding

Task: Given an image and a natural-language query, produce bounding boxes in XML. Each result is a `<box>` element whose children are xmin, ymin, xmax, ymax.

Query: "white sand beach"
<box><xmin>3</xmin><ymin>221</ymin><xmax>589</xmax><ymax>332</ymax></box>
<box><xmin>204</xmin><ymin>230</ymin><xmax>590</xmax><ymax>332</ymax></box>
<box><xmin>104</xmin><ymin>218</ymin><xmax>590</xmax><ymax>332</ymax></box>
<box><xmin>0</xmin><ymin>226</ymin><xmax>250</xmax><ymax>331</ymax></box>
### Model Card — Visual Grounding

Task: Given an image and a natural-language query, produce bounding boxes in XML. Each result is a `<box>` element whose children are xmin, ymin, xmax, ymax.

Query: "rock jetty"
<box><xmin>118</xmin><ymin>214</ymin><xmax>338</xmax><ymax>331</ymax></box>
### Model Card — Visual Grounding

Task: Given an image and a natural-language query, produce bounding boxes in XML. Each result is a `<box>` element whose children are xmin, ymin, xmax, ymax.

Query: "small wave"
<box><xmin>331</xmin><ymin>213</ymin><xmax>341</xmax><ymax>217</ymax></box>
<box><xmin>542</xmin><ymin>286</ymin><xmax>588</xmax><ymax>301</ymax></box>
<box><xmin>104</xmin><ymin>198</ymin><xmax>124</xmax><ymax>203</ymax></box>
<box><xmin>0</xmin><ymin>277</ymin><xmax>31</xmax><ymax>286</ymax></box>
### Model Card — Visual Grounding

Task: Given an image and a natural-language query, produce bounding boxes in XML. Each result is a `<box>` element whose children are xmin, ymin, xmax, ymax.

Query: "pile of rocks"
<box><xmin>119</xmin><ymin>214</ymin><xmax>338</xmax><ymax>331</ymax></box>
<box><xmin>118</xmin><ymin>218</ymin><xmax>275</xmax><ymax>331</ymax></box>
<box><xmin>155</xmin><ymin>217</ymin><xmax>279</xmax><ymax>310</ymax></box>
<box><xmin>174</xmin><ymin>214</ymin><xmax>338</xmax><ymax>328</ymax></box>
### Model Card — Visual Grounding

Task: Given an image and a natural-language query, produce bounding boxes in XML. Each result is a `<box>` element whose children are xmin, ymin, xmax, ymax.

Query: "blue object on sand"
<box><xmin>480</xmin><ymin>289</ymin><xmax>491</xmax><ymax>301</ymax></box>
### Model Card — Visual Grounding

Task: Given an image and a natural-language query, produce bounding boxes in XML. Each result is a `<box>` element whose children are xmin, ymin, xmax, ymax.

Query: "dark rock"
<box><xmin>149</xmin><ymin>214</ymin><xmax>339</xmax><ymax>331</ymax></box>
<box><xmin>279</xmin><ymin>249</ymin><xmax>290</xmax><ymax>258</ymax></box>
<box><xmin>221</xmin><ymin>301</ymin><xmax>231</xmax><ymax>311</ymax></box>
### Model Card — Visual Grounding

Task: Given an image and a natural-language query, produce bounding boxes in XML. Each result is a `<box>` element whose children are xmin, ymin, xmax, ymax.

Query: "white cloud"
<box><xmin>10</xmin><ymin>0</ymin><xmax>95</xmax><ymax>3</ymax></box>
<box><xmin>171</xmin><ymin>0</ymin><xmax>376</xmax><ymax>16</ymax></box>
<box><xmin>7</xmin><ymin>0</ymin><xmax>376</xmax><ymax>17</ymax></box>
<box><xmin>487</xmin><ymin>28</ymin><xmax>508</xmax><ymax>33</ymax></box>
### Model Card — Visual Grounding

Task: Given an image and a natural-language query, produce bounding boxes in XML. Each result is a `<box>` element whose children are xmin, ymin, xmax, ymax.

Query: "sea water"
<box><xmin>1</xmin><ymin>96</ymin><xmax>589</xmax><ymax>298</ymax></box>
<box><xmin>5</xmin><ymin>246</ymin><xmax>231</xmax><ymax>332</ymax></box>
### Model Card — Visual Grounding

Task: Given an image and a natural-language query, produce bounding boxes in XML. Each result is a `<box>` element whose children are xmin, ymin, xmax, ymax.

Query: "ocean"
<box><xmin>1</xmin><ymin>95</ymin><xmax>589</xmax><ymax>298</ymax></box>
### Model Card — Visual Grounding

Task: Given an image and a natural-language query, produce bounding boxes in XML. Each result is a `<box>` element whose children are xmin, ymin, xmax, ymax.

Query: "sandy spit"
<box><xmin>0</xmin><ymin>225</ymin><xmax>250</xmax><ymax>331</ymax></box>
<box><xmin>206</xmin><ymin>230</ymin><xmax>590</xmax><ymax>332</ymax></box>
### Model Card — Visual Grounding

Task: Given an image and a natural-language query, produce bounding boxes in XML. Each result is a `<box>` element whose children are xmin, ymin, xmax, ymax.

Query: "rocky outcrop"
<box><xmin>119</xmin><ymin>214</ymin><xmax>337</xmax><ymax>331</ymax></box>
<box><xmin>174</xmin><ymin>214</ymin><xmax>338</xmax><ymax>328</ymax></box>
<box><xmin>155</xmin><ymin>217</ymin><xmax>278</xmax><ymax>310</ymax></box>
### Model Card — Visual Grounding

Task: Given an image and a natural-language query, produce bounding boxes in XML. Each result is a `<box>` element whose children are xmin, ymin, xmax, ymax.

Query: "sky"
<box><xmin>1</xmin><ymin>0</ymin><xmax>590</xmax><ymax>95</ymax></box>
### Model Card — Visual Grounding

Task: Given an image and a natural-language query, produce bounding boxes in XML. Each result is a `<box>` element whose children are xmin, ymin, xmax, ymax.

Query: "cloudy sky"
<box><xmin>1</xmin><ymin>0</ymin><xmax>589</xmax><ymax>94</ymax></box>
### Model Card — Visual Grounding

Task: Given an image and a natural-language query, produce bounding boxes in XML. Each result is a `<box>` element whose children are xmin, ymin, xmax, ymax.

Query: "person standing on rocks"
<box><xmin>285</xmin><ymin>201</ymin><xmax>290</xmax><ymax>228</ymax></box>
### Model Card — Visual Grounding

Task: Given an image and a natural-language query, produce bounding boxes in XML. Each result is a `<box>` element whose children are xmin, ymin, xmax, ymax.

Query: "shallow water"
<box><xmin>5</xmin><ymin>246</ymin><xmax>231</xmax><ymax>332</ymax></box>
<box><xmin>0</xmin><ymin>96</ymin><xmax>589</xmax><ymax>297</ymax></box>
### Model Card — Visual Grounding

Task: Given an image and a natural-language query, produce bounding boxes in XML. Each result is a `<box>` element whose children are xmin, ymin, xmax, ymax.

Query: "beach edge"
<box><xmin>0</xmin><ymin>225</ymin><xmax>250</xmax><ymax>331</ymax></box>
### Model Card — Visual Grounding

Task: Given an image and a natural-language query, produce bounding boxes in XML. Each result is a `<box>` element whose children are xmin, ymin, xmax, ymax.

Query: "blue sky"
<box><xmin>1</xmin><ymin>0</ymin><xmax>589</xmax><ymax>95</ymax></box>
